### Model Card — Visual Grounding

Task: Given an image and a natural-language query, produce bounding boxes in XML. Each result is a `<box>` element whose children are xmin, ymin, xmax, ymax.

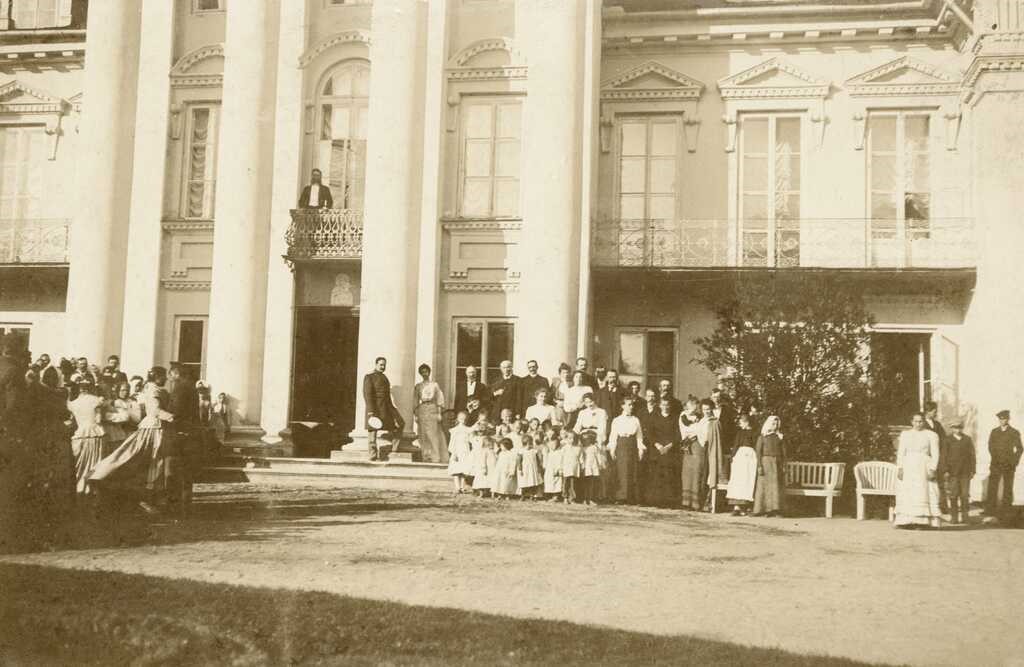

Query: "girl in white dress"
<box><xmin>581</xmin><ymin>431</ymin><xmax>606</xmax><ymax>505</ymax></box>
<box><xmin>560</xmin><ymin>430</ymin><xmax>584</xmax><ymax>504</ymax></box>
<box><xmin>471</xmin><ymin>436</ymin><xmax>497</xmax><ymax>497</ymax></box>
<box><xmin>447</xmin><ymin>410</ymin><xmax>474</xmax><ymax>494</ymax></box>
<box><xmin>517</xmin><ymin>434</ymin><xmax>544</xmax><ymax>500</ymax></box>
<box><xmin>894</xmin><ymin>412</ymin><xmax>942</xmax><ymax>528</ymax></box>
<box><xmin>492</xmin><ymin>438</ymin><xmax>519</xmax><ymax>498</ymax></box>
<box><xmin>68</xmin><ymin>382</ymin><xmax>106</xmax><ymax>494</ymax></box>
<box><xmin>542</xmin><ymin>432</ymin><xmax>564</xmax><ymax>500</ymax></box>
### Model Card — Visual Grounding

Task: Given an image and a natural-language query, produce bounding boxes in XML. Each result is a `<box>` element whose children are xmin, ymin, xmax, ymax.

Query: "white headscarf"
<box><xmin>760</xmin><ymin>415</ymin><xmax>783</xmax><ymax>438</ymax></box>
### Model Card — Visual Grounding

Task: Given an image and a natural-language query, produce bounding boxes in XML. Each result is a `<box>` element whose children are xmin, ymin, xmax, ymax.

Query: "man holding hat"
<box><xmin>363</xmin><ymin>356</ymin><xmax>405</xmax><ymax>461</ymax></box>
<box><xmin>940</xmin><ymin>420</ymin><xmax>975</xmax><ymax>524</ymax></box>
<box><xmin>986</xmin><ymin>410</ymin><xmax>1022</xmax><ymax>518</ymax></box>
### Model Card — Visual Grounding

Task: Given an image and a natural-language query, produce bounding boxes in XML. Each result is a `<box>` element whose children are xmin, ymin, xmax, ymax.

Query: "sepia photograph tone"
<box><xmin>0</xmin><ymin>0</ymin><xmax>1022</xmax><ymax>664</ymax></box>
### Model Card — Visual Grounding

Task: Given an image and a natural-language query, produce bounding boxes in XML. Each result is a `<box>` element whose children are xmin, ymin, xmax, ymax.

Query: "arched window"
<box><xmin>317</xmin><ymin>61</ymin><xmax>370</xmax><ymax>211</ymax></box>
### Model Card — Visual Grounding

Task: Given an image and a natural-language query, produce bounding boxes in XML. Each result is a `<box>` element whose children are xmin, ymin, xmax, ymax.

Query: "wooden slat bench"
<box><xmin>711</xmin><ymin>462</ymin><xmax>846</xmax><ymax>518</ymax></box>
<box><xmin>853</xmin><ymin>461</ymin><xmax>896</xmax><ymax>521</ymax></box>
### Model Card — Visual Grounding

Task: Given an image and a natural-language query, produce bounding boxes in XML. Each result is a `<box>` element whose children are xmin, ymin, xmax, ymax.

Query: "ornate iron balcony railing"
<box><xmin>0</xmin><ymin>218</ymin><xmax>69</xmax><ymax>264</ymax></box>
<box><xmin>592</xmin><ymin>218</ymin><xmax>976</xmax><ymax>270</ymax></box>
<box><xmin>286</xmin><ymin>208</ymin><xmax>364</xmax><ymax>262</ymax></box>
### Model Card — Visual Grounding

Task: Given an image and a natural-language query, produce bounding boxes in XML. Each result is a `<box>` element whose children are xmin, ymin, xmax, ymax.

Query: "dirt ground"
<box><xmin>2</xmin><ymin>483</ymin><xmax>1022</xmax><ymax>666</ymax></box>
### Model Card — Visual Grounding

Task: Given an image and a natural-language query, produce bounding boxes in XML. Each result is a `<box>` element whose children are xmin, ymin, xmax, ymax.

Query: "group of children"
<box><xmin>446</xmin><ymin>408</ymin><xmax>610</xmax><ymax>504</ymax></box>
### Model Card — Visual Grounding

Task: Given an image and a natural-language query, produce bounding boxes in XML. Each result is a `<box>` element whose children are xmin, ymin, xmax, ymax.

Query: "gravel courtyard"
<box><xmin>2</xmin><ymin>483</ymin><xmax>1021</xmax><ymax>666</ymax></box>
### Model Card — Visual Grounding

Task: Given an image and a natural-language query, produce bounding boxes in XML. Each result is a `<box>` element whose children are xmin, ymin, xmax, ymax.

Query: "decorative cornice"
<box><xmin>601</xmin><ymin>60</ymin><xmax>704</xmax><ymax>101</ymax></box>
<box><xmin>718</xmin><ymin>57</ymin><xmax>830</xmax><ymax>99</ymax></box>
<box><xmin>846</xmin><ymin>56</ymin><xmax>960</xmax><ymax>97</ymax></box>
<box><xmin>442</xmin><ymin>280</ymin><xmax>519</xmax><ymax>293</ymax></box>
<box><xmin>161</xmin><ymin>280</ymin><xmax>211</xmax><ymax>291</ymax></box>
<box><xmin>962</xmin><ymin>54</ymin><xmax>1024</xmax><ymax>106</ymax></box>
<box><xmin>447</xmin><ymin>67</ymin><xmax>527</xmax><ymax>81</ymax></box>
<box><xmin>299</xmin><ymin>31</ymin><xmax>371</xmax><ymax>68</ymax></box>
<box><xmin>170</xmin><ymin>43</ymin><xmax>224</xmax><ymax>88</ymax></box>
<box><xmin>162</xmin><ymin>220</ymin><xmax>215</xmax><ymax>232</ymax></box>
<box><xmin>0</xmin><ymin>79</ymin><xmax>69</xmax><ymax>113</ymax></box>
<box><xmin>446</xmin><ymin>37</ymin><xmax>525</xmax><ymax>82</ymax></box>
<box><xmin>442</xmin><ymin>219</ymin><xmax>523</xmax><ymax>232</ymax></box>
<box><xmin>448</xmin><ymin>37</ymin><xmax>522</xmax><ymax>68</ymax></box>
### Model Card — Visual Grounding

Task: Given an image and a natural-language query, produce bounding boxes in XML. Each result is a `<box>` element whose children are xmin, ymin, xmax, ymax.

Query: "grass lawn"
<box><xmin>0</xmin><ymin>562</ymin><xmax>869</xmax><ymax>666</ymax></box>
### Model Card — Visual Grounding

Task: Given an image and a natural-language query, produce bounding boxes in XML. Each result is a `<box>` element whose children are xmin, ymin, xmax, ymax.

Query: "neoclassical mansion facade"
<box><xmin>2</xmin><ymin>0</ymin><xmax>1023</xmax><ymax>482</ymax></box>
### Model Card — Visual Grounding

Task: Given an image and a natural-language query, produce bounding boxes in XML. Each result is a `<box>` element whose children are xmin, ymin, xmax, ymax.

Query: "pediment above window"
<box><xmin>717</xmin><ymin>58</ymin><xmax>830</xmax><ymax>99</ymax></box>
<box><xmin>170</xmin><ymin>44</ymin><xmax>224</xmax><ymax>88</ymax></box>
<box><xmin>845</xmin><ymin>56</ymin><xmax>960</xmax><ymax>97</ymax></box>
<box><xmin>601</xmin><ymin>61</ymin><xmax>705</xmax><ymax>101</ymax></box>
<box><xmin>0</xmin><ymin>80</ymin><xmax>69</xmax><ymax>114</ymax></box>
<box><xmin>299</xmin><ymin>30</ymin><xmax>371</xmax><ymax>69</ymax></box>
<box><xmin>446</xmin><ymin>38</ymin><xmax>526</xmax><ymax>81</ymax></box>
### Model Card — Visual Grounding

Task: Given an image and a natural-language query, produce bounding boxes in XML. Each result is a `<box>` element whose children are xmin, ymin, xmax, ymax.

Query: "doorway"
<box><xmin>871</xmin><ymin>331</ymin><xmax>931</xmax><ymax>426</ymax></box>
<box><xmin>291</xmin><ymin>307</ymin><xmax>359</xmax><ymax>436</ymax></box>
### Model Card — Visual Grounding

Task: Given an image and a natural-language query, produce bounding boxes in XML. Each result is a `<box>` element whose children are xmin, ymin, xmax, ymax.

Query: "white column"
<box><xmin>65</xmin><ymin>0</ymin><xmax>141</xmax><ymax>362</ymax></box>
<box><xmin>514</xmin><ymin>0</ymin><xmax>585</xmax><ymax>374</ymax></box>
<box><xmin>119</xmin><ymin>0</ymin><xmax>176</xmax><ymax>375</ymax></box>
<box><xmin>206</xmin><ymin>1</ymin><xmax>277</xmax><ymax>425</ymax></box>
<box><xmin>576</xmin><ymin>0</ymin><xmax>601</xmax><ymax>358</ymax></box>
<box><xmin>258</xmin><ymin>0</ymin><xmax>307</xmax><ymax>444</ymax></box>
<box><xmin>350</xmin><ymin>0</ymin><xmax>427</xmax><ymax>447</ymax></box>
<box><xmin>413</xmin><ymin>0</ymin><xmax>449</xmax><ymax>376</ymax></box>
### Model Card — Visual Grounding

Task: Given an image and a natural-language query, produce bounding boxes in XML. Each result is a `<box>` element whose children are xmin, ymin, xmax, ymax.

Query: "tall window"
<box><xmin>615</xmin><ymin>328</ymin><xmax>676</xmax><ymax>392</ymax></box>
<box><xmin>453</xmin><ymin>319</ymin><xmax>514</xmax><ymax>386</ymax></box>
<box><xmin>0</xmin><ymin>126</ymin><xmax>44</xmax><ymax>220</ymax></box>
<box><xmin>868</xmin><ymin>112</ymin><xmax>931</xmax><ymax>242</ymax></box>
<box><xmin>617</xmin><ymin>116</ymin><xmax>678</xmax><ymax>222</ymax></box>
<box><xmin>182</xmin><ymin>106</ymin><xmax>219</xmax><ymax>219</ymax></box>
<box><xmin>459</xmin><ymin>98</ymin><xmax>521</xmax><ymax>218</ymax></box>
<box><xmin>174</xmin><ymin>317</ymin><xmax>207</xmax><ymax>380</ymax></box>
<box><xmin>12</xmin><ymin>0</ymin><xmax>72</xmax><ymax>29</ymax></box>
<box><xmin>738</xmin><ymin>114</ymin><xmax>801</xmax><ymax>267</ymax></box>
<box><xmin>319</xmin><ymin>62</ymin><xmax>369</xmax><ymax>210</ymax></box>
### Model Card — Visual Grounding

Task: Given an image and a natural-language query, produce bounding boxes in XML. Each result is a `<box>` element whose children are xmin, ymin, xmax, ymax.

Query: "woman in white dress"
<box><xmin>67</xmin><ymin>381</ymin><xmax>106</xmax><ymax>494</ymax></box>
<box><xmin>894</xmin><ymin>412</ymin><xmax>942</xmax><ymax>528</ymax></box>
<box><xmin>413</xmin><ymin>363</ymin><xmax>448</xmax><ymax>464</ymax></box>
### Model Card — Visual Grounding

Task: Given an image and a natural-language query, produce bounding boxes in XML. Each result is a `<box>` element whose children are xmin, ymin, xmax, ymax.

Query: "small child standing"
<box><xmin>471</xmin><ymin>436</ymin><xmax>497</xmax><ymax>498</ymax></box>
<box><xmin>517</xmin><ymin>434</ymin><xmax>544</xmax><ymax>500</ymax></box>
<box><xmin>492</xmin><ymin>438</ymin><xmax>519</xmax><ymax>499</ymax></box>
<box><xmin>542</xmin><ymin>432</ymin><xmax>564</xmax><ymax>501</ymax></box>
<box><xmin>447</xmin><ymin>410</ymin><xmax>474</xmax><ymax>494</ymax></box>
<box><xmin>727</xmin><ymin>414</ymin><xmax>758</xmax><ymax>515</ymax></box>
<box><xmin>560</xmin><ymin>431</ymin><xmax>584</xmax><ymax>504</ymax></box>
<box><xmin>508</xmin><ymin>419</ymin><xmax>525</xmax><ymax>451</ymax></box>
<box><xmin>580</xmin><ymin>431</ymin><xmax>605</xmax><ymax>506</ymax></box>
<box><xmin>526</xmin><ymin>418</ymin><xmax>542</xmax><ymax>443</ymax></box>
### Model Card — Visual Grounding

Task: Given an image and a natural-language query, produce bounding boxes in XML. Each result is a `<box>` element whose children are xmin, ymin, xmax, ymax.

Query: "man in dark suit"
<box><xmin>165</xmin><ymin>363</ymin><xmax>199</xmax><ymax>514</ymax></box>
<box><xmin>712</xmin><ymin>388</ymin><xmax>737</xmax><ymax>452</ymax></box>
<box><xmin>454</xmin><ymin>365</ymin><xmax>490</xmax><ymax>414</ymax></box>
<box><xmin>658</xmin><ymin>379</ymin><xmax>684</xmax><ymax>421</ymax></box>
<box><xmin>922</xmin><ymin>401</ymin><xmax>948</xmax><ymax>512</ymax></box>
<box><xmin>297</xmin><ymin>168</ymin><xmax>334</xmax><ymax>209</ymax></box>
<box><xmin>490</xmin><ymin>360</ymin><xmax>521</xmax><ymax>421</ymax></box>
<box><xmin>363</xmin><ymin>356</ymin><xmax>405</xmax><ymax>461</ymax></box>
<box><xmin>33</xmin><ymin>354</ymin><xmax>60</xmax><ymax>390</ymax></box>
<box><xmin>575</xmin><ymin>357</ymin><xmax>598</xmax><ymax>391</ymax></box>
<box><xmin>986</xmin><ymin>409</ymin><xmax>1023</xmax><ymax>519</ymax></box>
<box><xmin>0</xmin><ymin>337</ymin><xmax>24</xmax><ymax>426</ymax></box>
<box><xmin>99</xmin><ymin>354</ymin><xmax>129</xmax><ymax>397</ymax></box>
<box><xmin>596</xmin><ymin>369</ymin><xmax>625</xmax><ymax>425</ymax></box>
<box><xmin>518</xmin><ymin>359</ymin><xmax>549</xmax><ymax>415</ymax></box>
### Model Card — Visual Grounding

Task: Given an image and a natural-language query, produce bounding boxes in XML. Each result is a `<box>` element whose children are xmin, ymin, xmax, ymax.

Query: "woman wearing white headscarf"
<box><xmin>753</xmin><ymin>415</ymin><xmax>786</xmax><ymax>517</ymax></box>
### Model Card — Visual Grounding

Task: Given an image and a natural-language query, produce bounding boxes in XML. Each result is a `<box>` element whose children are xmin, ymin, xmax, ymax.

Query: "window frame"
<box><xmin>316</xmin><ymin>60</ymin><xmax>371</xmax><ymax>211</ymax></box>
<box><xmin>180</xmin><ymin>103</ymin><xmax>220</xmax><ymax>220</ymax></box>
<box><xmin>172</xmin><ymin>315</ymin><xmax>208</xmax><ymax>380</ymax></box>
<box><xmin>613</xmin><ymin>114</ymin><xmax>683</xmax><ymax>223</ymax></box>
<box><xmin>450</xmin><ymin>317</ymin><xmax>516</xmax><ymax>390</ymax></box>
<box><xmin>192</xmin><ymin>0</ymin><xmax>225</xmax><ymax>14</ymax></box>
<box><xmin>456</xmin><ymin>95</ymin><xmax>523</xmax><ymax>219</ymax></box>
<box><xmin>10</xmin><ymin>0</ymin><xmax>72</xmax><ymax>29</ymax></box>
<box><xmin>0</xmin><ymin>124</ymin><xmax>45</xmax><ymax>221</ymax></box>
<box><xmin>613</xmin><ymin>326</ymin><xmax>678</xmax><ymax>393</ymax></box>
<box><xmin>866</xmin><ymin>109</ymin><xmax>934</xmax><ymax>242</ymax></box>
<box><xmin>736</xmin><ymin>111</ymin><xmax>804</xmax><ymax>268</ymax></box>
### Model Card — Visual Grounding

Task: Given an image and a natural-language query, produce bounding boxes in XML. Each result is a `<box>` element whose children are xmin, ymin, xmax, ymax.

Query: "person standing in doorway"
<box><xmin>297</xmin><ymin>168</ymin><xmax>334</xmax><ymax>209</ymax></box>
<box><xmin>363</xmin><ymin>357</ymin><xmax>405</xmax><ymax>461</ymax></box>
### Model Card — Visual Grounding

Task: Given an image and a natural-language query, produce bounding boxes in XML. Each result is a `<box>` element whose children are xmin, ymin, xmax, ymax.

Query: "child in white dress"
<box><xmin>561</xmin><ymin>431</ymin><xmax>584</xmax><ymax>504</ymax></box>
<box><xmin>581</xmin><ymin>431</ymin><xmax>606</xmax><ymax>506</ymax></box>
<box><xmin>517</xmin><ymin>434</ymin><xmax>544</xmax><ymax>500</ymax></box>
<box><xmin>471</xmin><ymin>436</ymin><xmax>497</xmax><ymax>497</ymax></box>
<box><xmin>492</xmin><ymin>438</ymin><xmax>519</xmax><ymax>499</ymax></box>
<box><xmin>542</xmin><ymin>432</ymin><xmax>564</xmax><ymax>501</ymax></box>
<box><xmin>447</xmin><ymin>411</ymin><xmax>474</xmax><ymax>494</ymax></box>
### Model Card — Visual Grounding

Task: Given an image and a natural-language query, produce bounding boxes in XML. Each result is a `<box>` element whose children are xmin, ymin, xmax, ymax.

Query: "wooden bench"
<box><xmin>711</xmin><ymin>461</ymin><xmax>846</xmax><ymax>518</ymax></box>
<box><xmin>853</xmin><ymin>461</ymin><xmax>896</xmax><ymax>521</ymax></box>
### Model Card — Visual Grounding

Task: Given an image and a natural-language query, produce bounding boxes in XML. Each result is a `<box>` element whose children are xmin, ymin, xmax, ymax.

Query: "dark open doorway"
<box><xmin>291</xmin><ymin>307</ymin><xmax>359</xmax><ymax>444</ymax></box>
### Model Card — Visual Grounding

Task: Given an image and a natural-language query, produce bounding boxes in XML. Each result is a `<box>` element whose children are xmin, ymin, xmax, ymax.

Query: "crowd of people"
<box><xmin>0</xmin><ymin>337</ymin><xmax>232</xmax><ymax>550</ymax></box>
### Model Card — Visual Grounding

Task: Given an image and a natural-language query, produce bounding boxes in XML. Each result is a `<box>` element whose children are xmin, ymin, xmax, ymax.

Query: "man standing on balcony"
<box><xmin>297</xmin><ymin>168</ymin><xmax>334</xmax><ymax>209</ymax></box>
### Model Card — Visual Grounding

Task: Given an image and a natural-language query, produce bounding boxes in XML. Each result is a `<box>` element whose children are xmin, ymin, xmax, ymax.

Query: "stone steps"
<box><xmin>200</xmin><ymin>454</ymin><xmax>451</xmax><ymax>492</ymax></box>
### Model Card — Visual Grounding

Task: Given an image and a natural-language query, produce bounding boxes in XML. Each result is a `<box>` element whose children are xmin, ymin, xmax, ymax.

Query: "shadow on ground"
<box><xmin>0</xmin><ymin>562</ymin><xmax>869</xmax><ymax>666</ymax></box>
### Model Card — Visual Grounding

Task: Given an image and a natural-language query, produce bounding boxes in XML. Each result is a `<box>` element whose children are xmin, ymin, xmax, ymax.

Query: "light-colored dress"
<box><xmin>727</xmin><ymin>445</ymin><xmax>758</xmax><ymax>503</ymax></box>
<box><xmin>470</xmin><ymin>445</ymin><xmax>497</xmax><ymax>490</ymax></box>
<box><xmin>517</xmin><ymin>448</ymin><xmax>543</xmax><ymax>489</ymax></box>
<box><xmin>574</xmin><ymin>407</ymin><xmax>609</xmax><ymax>446</ymax></box>
<box><xmin>525</xmin><ymin>403</ymin><xmax>556</xmax><ymax>425</ymax></box>
<box><xmin>68</xmin><ymin>394</ymin><xmax>105</xmax><ymax>494</ymax></box>
<box><xmin>447</xmin><ymin>424</ymin><xmax>473</xmax><ymax>476</ymax></box>
<box><xmin>89</xmin><ymin>383</ymin><xmax>174</xmax><ymax>493</ymax></box>
<box><xmin>543</xmin><ymin>446</ymin><xmax>564</xmax><ymax>493</ymax></box>
<box><xmin>894</xmin><ymin>428</ymin><xmax>942</xmax><ymax>527</ymax></box>
<box><xmin>103</xmin><ymin>398</ymin><xmax>137</xmax><ymax>454</ymax></box>
<box><xmin>561</xmin><ymin>444</ymin><xmax>584</xmax><ymax>478</ymax></box>
<box><xmin>492</xmin><ymin>449</ymin><xmax>518</xmax><ymax>495</ymax></box>
<box><xmin>414</xmin><ymin>380</ymin><xmax>448</xmax><ymax>463</ymax></box>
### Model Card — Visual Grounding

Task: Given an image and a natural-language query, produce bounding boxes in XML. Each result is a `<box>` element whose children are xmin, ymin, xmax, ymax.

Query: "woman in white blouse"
<box><xmin>413</xmin><ymin>363</ymin><xmax>448</xmax><ymax>464</ymax></box>
<box><xmin>573</xmin><ymin>392</ymin><xmax>608</xmax><ymax>446</ymax></box>
<box><xmin>525</xmin><ymin>388</ymin><xmax>556</xmax><ymax>426</ymax></box>
<box><xmin>563</xmin><ymin>370</ymin><xmax>591</xmax><ymax>428</ymax></box>
<box><xmin>609</xmin><ymin>397</ymin><xmax>645</xmax><ymax>504</ymax></box>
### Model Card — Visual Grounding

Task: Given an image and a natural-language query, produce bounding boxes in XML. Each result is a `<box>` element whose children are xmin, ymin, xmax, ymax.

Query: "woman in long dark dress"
<box><xmin>753</xmin><ymin>415</ymin><xmax>786</xmax><ymax>517</ymax></box>
<box><xmin>608</xmin><ymin>397</ymin><xmax>645</xmax><ymax>504</ymax></box>
<box><xmin>677</xmin><ymin>399</ymin><xmax>704</xmax><ymax>510</ymax></box>
<box><xmin>644</xmin><ymin>396</ymin><xmax>680</xmax><ymax>507</ymax></box>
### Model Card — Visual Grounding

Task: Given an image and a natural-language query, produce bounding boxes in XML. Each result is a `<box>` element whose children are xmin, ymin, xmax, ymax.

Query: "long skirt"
<box><xmin>614</xmin><ymin>435</ymin><xmax>640</xmax><ymax>503</ymax></box>
<box><xmin>753</xmin><ymin>455</ymin><xmax>785</xmax><ymax>514</ymax></box>
<box><xmin>726</xmin><ymin>447</ymin><xmax>758</xmax><ymax>504</ymax></box>
<box><xmin>894</xmin><ymin>452</ymin><xmax>941</xmax><ymax>527</ymax></box>
<box><xmin>680</xmin><ymin>441</ymin><xmax>706</xmax><ymax>510</ymax></box>
<box><xmin>71</xmin><ymin>435</ymin><xmax>105</xmax><ymax>494</ymax></box>
<box><xmin>644</xmin><ymin>446</ymin><xmax>679</xmax><ymax>507</ymax></box>
<box><xmin>415</xmin><ymin>403</ymin><xmax>448</xmax><ymax>464</ymax></box>
<box><xmin>89</xmin><ymin>426</ymin><xmax>167</xmax><ymax>494</ymax></box>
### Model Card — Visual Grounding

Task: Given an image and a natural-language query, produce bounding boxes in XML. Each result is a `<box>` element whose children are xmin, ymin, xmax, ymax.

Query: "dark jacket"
<box><xmin>0</xmin><ymin>354</ymin><xmax>23</xmax><ymax>425</ymax></box>
<box><xmin>518</xmin><ymin>374</ymin><xmax>550</xmax><ymax>414</ymax></box>
<box><xmin>923</xmin><ymin>418</ymin><xmax>947</xmax><ymax>445</ymax></box>
<box><xmin>363</xmin><ymin>371</ymin><xmax>401</xmax><ymax>431</ymax></box>
<box><xmin>940</xmin><ymin>434</ymin><xmax>976</xmax><ymax>478</ymax></box>
<box><xmin>596</xmin><ymin>385</ymin><xmax>625</xmax><ymax>423</ymax></box>
<box><xmin>988</xmin><ymin>426</ymin><xmax>1023</xmax><ymax>470</ymax></box>
<box><xmin>489</xmin><ymin>374</ymin><xmax>522</xmax><ymax>420</ymax></box>
<box><xmin>167</xmin><ymin>378</ymin><xmax>197</xmax><ymax>428</ymax></box>
<box><xmin>298</xmin><ymin>183</ymin><xmax>334</xmax><ymax>209</ymax></box>
<box><xmin>454</xmin><ymin>379</ymin><xmax>490</xmax><ymax>414</ymax></box>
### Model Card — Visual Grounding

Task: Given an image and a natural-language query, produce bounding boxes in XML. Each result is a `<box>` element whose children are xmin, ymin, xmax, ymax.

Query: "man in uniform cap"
<box><xmin>986</xmin><ymin>410</ymin><xmax>1022</xmax><ymax>519</ymax></box>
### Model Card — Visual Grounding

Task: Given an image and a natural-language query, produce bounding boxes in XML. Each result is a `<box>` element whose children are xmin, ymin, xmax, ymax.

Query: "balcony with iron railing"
<box><xmin>592</xmin><ymin>218</ymin><xmax>976</xmax><ymax>271</ymax></box>
<box><xmin>0</xmin><ymin>218</ymin><xmax>69</xmax><ymax>265</ymax></box>
<box><xmin>285</xmin><ymin>208</ymin><xmax>363</xmax><ymax>263</ymax></box>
